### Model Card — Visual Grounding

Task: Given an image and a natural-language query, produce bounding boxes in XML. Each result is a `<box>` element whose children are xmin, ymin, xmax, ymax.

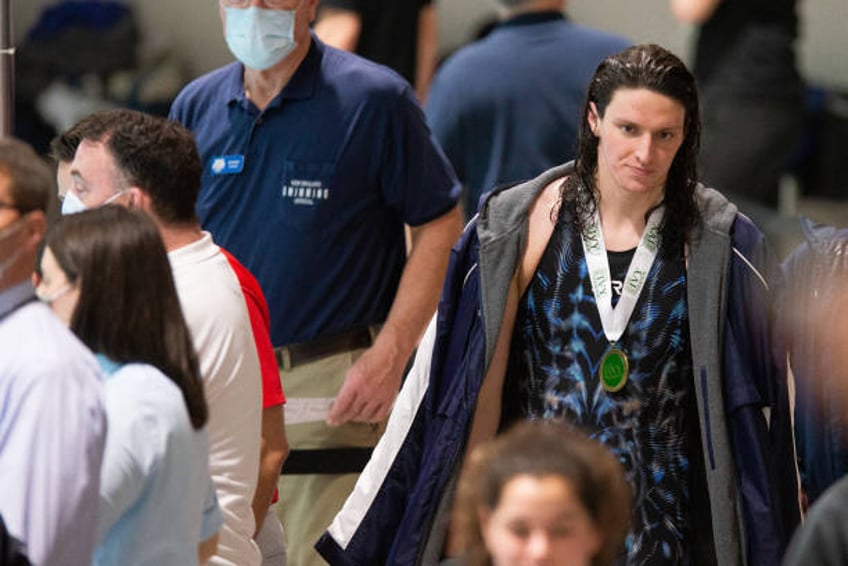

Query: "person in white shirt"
<box><xmin>37</xmin><ymin>205</ymin><xmax>223</xmax><ymax>565</ymax></box>
<box><xmin>61</xmin><ymin>109</ymin><xmax>265</xmax><ymax>566</ymax></box>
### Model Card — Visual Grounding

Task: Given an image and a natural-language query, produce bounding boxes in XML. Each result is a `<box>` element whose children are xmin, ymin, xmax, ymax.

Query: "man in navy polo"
<box><xmin>169</xmin><ymin>1</ymin><xmax>462</xmax><ymax>564</ymax></box>
<box><xmin>426</xmin><ymin>0</ymin><xmax>631</xmax><ymax>219</ymax></box>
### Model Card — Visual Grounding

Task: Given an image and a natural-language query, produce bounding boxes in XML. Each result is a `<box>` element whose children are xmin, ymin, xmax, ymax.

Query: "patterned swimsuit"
<box><xmin>514</xmin><ymin>203</ymin><xmax>694</xmax><ymax>564</ymax></box>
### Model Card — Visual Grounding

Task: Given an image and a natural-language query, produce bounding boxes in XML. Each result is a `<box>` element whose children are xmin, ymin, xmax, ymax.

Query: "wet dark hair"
<box><xmin>452</xmin><ymin>421</ymin><xmax>632</xmax><ymax>566</ymax></box>
<box><xmin>45</xmin><ymin>206</ymin><xmax>207</xmax><ymax>429</ymax></box>
<box><xmin>565</xmin><ymin>43</ymin><xmax>702</xmax><ymax>248</ymax></box>
<box><xmin>67</xmin><ymin>109</ymin><xmax>201</xmax><ymax>226</ymax></box>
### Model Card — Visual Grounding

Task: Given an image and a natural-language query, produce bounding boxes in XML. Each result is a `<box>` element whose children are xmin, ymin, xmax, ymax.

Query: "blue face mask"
<box><xmin>224</xmin><ymin>6</ymin><xmax>297</xmax><ymax>71</ymax></box>
<box><xmin>61</xmin><ymin>189</ymin><xmax>87</xmax><ymax>215</ymax></box>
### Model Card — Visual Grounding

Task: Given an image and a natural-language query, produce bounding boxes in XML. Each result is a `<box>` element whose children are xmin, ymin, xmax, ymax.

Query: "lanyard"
<box><xmin>580</xmin><ymin>204</ymin><xmax>664</xmax><ymax>344</ymax></box>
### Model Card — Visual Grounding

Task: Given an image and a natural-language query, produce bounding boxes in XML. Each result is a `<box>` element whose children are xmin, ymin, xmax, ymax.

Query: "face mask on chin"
<box><xmin>224</xmin><ymin>6</ymin><xmax>297</xmax><ymax>71</ymax></box>
<box><xmin>36</xmin><ymin>282</ymin><xmax>74</xmax><ymax>304</ymax></box>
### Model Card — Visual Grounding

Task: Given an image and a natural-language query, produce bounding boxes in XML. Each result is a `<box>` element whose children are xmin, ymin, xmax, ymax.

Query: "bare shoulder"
<box><xmin>519</xmin><ymin>178</ymin><xmax>563</xmax><ymax>294</ymax></box>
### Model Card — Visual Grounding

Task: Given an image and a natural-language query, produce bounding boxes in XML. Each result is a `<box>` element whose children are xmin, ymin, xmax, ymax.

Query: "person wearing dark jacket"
<box><xmin>317</xmin><ymin>44</ymin><xmax>800</xmax><ymax>565</ymax></box>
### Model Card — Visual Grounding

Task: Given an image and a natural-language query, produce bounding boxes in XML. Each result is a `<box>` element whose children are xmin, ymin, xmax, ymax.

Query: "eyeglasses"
<box><xmin>220</xmin><ymin>0</ymin><xmax>300</xmax><ymax>8</ymax></box>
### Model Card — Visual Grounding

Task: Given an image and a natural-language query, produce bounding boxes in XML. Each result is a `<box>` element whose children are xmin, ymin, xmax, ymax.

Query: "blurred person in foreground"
<box><xmin>450</xmin><ymin>421</ymin><xmax>630</xmax><ymax>566</ymax></box>
<box><xmin>779</xmin><ymin>219</ymin><xmax>848</xmax><ymax>509</ymax></box>
<box><xmin>38</xmin><ymin>206</ymin><xmax>222</xmax><ymax>565</ymax></box>
<box><xmin>0</xmin><ymin>137</ymin><xmax>106</xmax><ymax>566</ymax></box>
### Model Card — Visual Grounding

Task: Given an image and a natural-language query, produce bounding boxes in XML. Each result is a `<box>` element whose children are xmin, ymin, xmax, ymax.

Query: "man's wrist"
<box><xmin>372</xmin><ymin>321</ymin><xmax>416</xmax><ymax>368</ymax></box>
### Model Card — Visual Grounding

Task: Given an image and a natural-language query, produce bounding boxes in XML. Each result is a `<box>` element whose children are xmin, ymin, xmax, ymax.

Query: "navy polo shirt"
<box><xmin>170</xmin><ymin>36</ymin><xmax>460</xmax><ymax>346</ymax></box>
<box><xmin>426</xmin><ymin>13</ymin><xmax>630</xmax><ymax>217</ymax></box>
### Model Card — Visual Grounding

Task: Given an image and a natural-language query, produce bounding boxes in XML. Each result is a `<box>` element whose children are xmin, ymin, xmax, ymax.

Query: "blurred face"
<box><xmin>588</xmin><ymin>87</ymin><xmax>685</xmax><ymax>202</ymax></box>
<box><xmin>67</xmin><ymin>140</ymin><xmax>130</xmax><ymax>209</ymax></box>
<box><xmin>0</xmin><ymin>172</ymin><xmax>43</xmax><ymax>287</ymax></box>
<box><xmin>36</xmin><ymin>246</ymin><xmax>79</xmax><ymax>326</ymax></box>
<box><xmin>0</xmin><ymin>173</ymin><xmax>19</xmax><ymax>236</ymax></box>
<box><xmin>480</xmin><ymin>474</ymin><xmax>601</xmax><ymax>566</ymax></box>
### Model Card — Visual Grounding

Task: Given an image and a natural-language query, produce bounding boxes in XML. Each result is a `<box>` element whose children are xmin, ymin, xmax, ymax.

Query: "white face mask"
<box><xmin>35</xmin><ymin>282</ymin><xmax>74</xmax><ymax>304</ymax></box>
<box><xmin>61</xmin><ymin>189</ymin><xmax>127</xmax><ymax>216</ymax></box>
<box><xmin>224</xmin><ymin>6</ymin><xmax>297</xmax><ymax>71</ymax></box>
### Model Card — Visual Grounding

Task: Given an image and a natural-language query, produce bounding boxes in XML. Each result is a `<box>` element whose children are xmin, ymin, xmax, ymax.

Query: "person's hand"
<box><xmin>326</xmin><ymin>335</ymin><xmax>407</xmax><ymax>426</ymax></box>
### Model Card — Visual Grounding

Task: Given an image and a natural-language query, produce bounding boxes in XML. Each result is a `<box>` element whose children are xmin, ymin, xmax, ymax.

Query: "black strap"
<box><xmin>281</xmin><ymin>447</ymin><xmax>374</xmax><ymax>475</ymax></box>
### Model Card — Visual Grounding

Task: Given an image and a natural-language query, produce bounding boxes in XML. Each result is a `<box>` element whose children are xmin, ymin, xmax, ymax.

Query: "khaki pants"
<box><xmin>276</xmin><ymin>349</ymin><xmax>386</xmax><ymax>566</ymax></box>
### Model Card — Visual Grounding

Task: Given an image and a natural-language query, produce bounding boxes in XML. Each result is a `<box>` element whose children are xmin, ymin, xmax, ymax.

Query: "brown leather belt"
<box><xmin>275</xmin><ymin>326</ymin><xmax>377</xmax><ymax>371</ymax></box>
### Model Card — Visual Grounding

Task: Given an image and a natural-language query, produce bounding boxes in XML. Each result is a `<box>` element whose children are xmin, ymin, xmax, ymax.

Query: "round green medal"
<box><xmin>599</xmin><ymin>348</ymin><xmax>629</xmax><ymax>393</ymax></box>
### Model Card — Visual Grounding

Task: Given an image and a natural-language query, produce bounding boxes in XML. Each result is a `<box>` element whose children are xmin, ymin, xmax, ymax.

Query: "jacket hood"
<box><xmin>474</xmin><ymin>162</ymin><xmax>574</xmax><ymax>363</ymax></box>
<box><xmin>477</xmin><ymin>162</ymin><xmax>574</xmax><ymax>246</ymax></box>
<box><xmin>479</xmin><ymin>165</ymin><xmax>738</xmax><ymax>245</ymax></box>
<box><xmin>696</xmin><ymin>184</ymin><xmax>738</xmax><ymax>238</ymax></box>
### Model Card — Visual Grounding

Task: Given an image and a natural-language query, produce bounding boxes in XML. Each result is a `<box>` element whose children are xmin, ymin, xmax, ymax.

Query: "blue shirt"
<box><xmin>93</xmin><ymin>357</ymin><xmax>222</xmax><ymax>566</ymax></box>
<box><xmin>426</xmin><ymin>12</ymin><xmax>630</xmax><ymax>216</ymax></box>
<box><xmin>170</xmin><ymin>35</ymin><xmax>460</xmax><ymax>345</ymax></box>
<box><xmin>0</xmin><ymin>281</ymin><xmax>106</xmax><ymax>566</ymax></box>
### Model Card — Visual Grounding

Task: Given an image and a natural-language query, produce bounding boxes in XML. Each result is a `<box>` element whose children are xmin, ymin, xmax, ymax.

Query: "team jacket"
<box><xmin>316</xmin><ymin>163</ymin><xmax>800</xmax><ymax>566</ymax></box>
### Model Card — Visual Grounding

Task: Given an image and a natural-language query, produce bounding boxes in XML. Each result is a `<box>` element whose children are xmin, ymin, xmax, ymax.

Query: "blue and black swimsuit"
<box><xmin>513</xmin><ymin>201</ymin><xmax>695</xmax><ymax>565</ymax></box>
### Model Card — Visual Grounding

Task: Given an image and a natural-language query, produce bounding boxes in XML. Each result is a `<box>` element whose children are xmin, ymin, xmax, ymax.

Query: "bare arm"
<box><xmin>313</xmin><ymin>7</ymin><xmax>362</xmax><ymax>52</ymax></box>
<box><xmin>414</xmin><ymin>4</ymin><xmax>439</xmax><ymax>103</ymax></box>
<box><xmin>463</xmin><ymin>180</ymin><xmax>561</xmax><ymax>456</ymax></box>
<box><xmin>251</xmin><ymin>404</ymin><xmax>288</xmax><ymax>535</ymax></box>
<box><xmin>445</xmin><ymin>183</ymin><xmax>560</xmax><ymax>556</ymax></box>
<box><xmin>198</xmin><ymin>533</ymin><xmax>219</xmax><ymax>565</ymax></box>
<box><xmin>327</xmin><ymin>206</ymin><xmax>463</xmax><ymax>425</ymax></box>
<box><xmin>669</xmin><ymin>0</ymin><xmax>723</xmax><ymax>23</ymax></box>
